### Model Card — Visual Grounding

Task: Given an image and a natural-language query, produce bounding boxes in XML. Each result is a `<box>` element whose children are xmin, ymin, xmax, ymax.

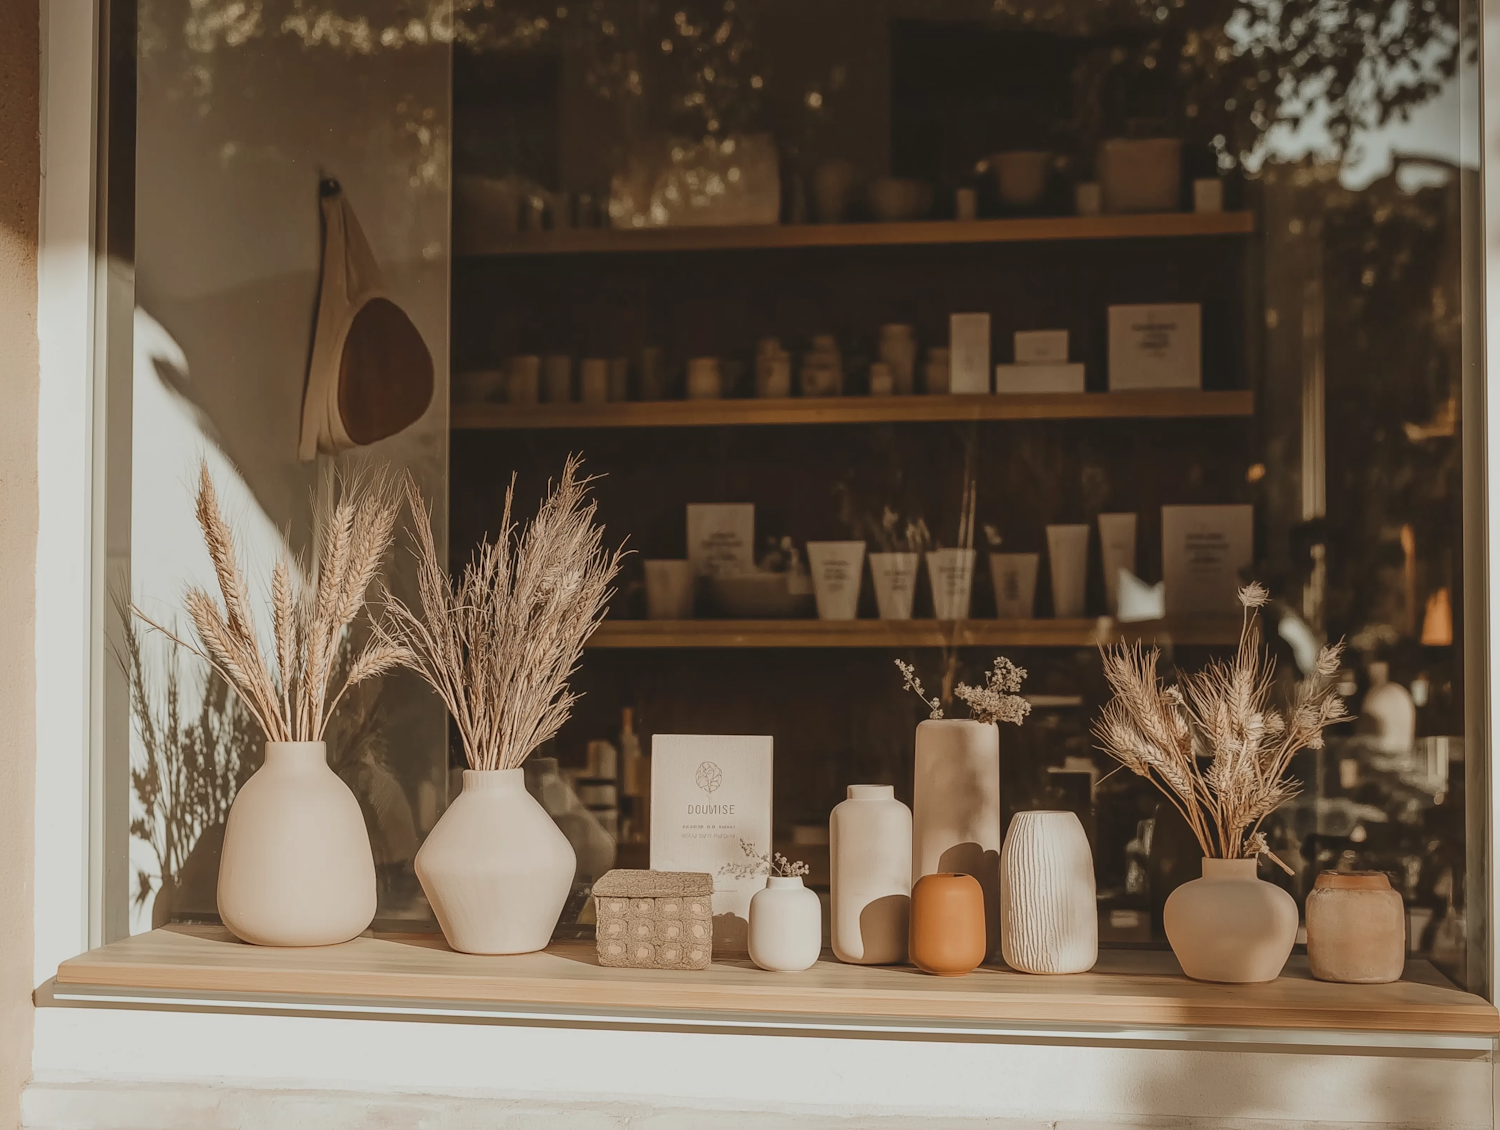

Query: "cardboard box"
<box><xmin>993</xmin><ymin>363</ymin><xmax>1085</xmax><ymax>394</ymax></box>
<box><xmin>1014</xmin><ymin>329</ymin><xmax>1069</xmax><ymax>364</ymax></box>
<box><xmin>949</xmin><ymin>313</ymin><xmax>991</xmax><ymax>394</ymax></box>
<box><xmin>650</xmin><ymin>734</ymin><xmax>773</xmax><ymax>954</ymax></box>
<box><xmin>1108</xmin><ymin>304</ymin><xmax>1202</xmax><ymax>391</ymax></box>
<box><xmin>1161</xmin><ymin>504</ymin><xmax>1253</xmax><ymax>615</ymax></box>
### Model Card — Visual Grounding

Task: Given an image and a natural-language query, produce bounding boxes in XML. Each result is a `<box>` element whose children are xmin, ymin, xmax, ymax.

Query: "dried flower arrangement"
<box><xmin>720</xmin><ymin>839</ymin><xmax>811</xmax><ymax>880</ymax></box>
<box><xmin>133</xmin><ymin>462</ymin><xmax>409</xmax><ymax>744</ymax></box>
<box><xmin>379</xmin><ymin>456</ymin><xmax>626</xmax><ymax>772</ymax></box>
<box><xmin>896</xmin><ymin>656</ymin><xmax>1032</xmax><ymax>725</ymax></box>
<box><xmin>1093</xmin><ymin>583</ymin><xmax>1350</xmax><ymax>865</ymax></box>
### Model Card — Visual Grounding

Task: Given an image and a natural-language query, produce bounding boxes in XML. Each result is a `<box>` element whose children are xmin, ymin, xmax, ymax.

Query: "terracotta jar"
<box><xmin>909</xmin><ymin>872</ymin><xmax>987</xmax><ymax>976</ymax></box>
<box><xmin>1305</xmin><ymin>871</ymin><xmax>1406</xmax><ymax>984</ymax></box>
<box><xmin>1163</xmin><ymin>857</ymin><xmax>1298</xmax><ymax>983</ymax></box>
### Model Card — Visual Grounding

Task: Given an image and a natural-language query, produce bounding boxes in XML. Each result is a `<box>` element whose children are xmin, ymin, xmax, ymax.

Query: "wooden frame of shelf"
<box><xmin>55</xmin><ymin>926</ymin><xmax>1499</xmax><ymax>1036</ymax></box>
<box><xmin>458</xmin><ymin>211</ymin><xmax>1255</xmax><ymax>258</ymax></box>
<box><xmin>453</xmin><ymin>389</ymin><xmax>1254</xmax><ymax>431</ymax></box>
<box><xmin>586</xmin><ymin>617</ymin><xmax>1242</xmax><ymax>649</ymax></box>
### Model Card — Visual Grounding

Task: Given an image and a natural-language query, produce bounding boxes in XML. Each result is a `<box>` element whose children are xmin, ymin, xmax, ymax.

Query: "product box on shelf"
<box><xmin>686</xmin><ymin>503</ymin><xmax>755</xmax><ymax>578</ymax></box>
<box><xmin>1014</xmin><ymin>329</ymin><xmax>1069</xmax><ymax>365</ymax></box>
<box><xmin>649</xmin><ymin>734</ymin><xmax>773</xmax><ymax>954</ymax></box>
<box><xmin>993</xmin><ymin>363</ymin><xmax>1085</xmax><ymax>394</ymax></box>
<box><xmin>1161</xmin><ymin>504</ymin><xmax>1253</xmax><ymax>615</ymax></box>
<box><xmin>949</xmin><ymin>314</ymin><xmax>992</xmax><ymax>394</ymax></box>
<box><xmin>1107</xmin><ymin>303</ymin><xmax>1202</xmax><ymax>391</ymax></box>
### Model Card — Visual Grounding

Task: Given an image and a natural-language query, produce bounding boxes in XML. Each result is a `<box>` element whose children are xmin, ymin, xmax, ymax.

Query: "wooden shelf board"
<box><xmin>585</xmin><ymin>617</ymin><xmax>1243</xmax><ymax>649</ymax></box>
<box><xmin>458</xmin><ymin>212</ymin><xmax>1256</xmax><ymax>258</ymax></box>
<box><xmin>55</xmin><ymin>925</ymin><xmax>1498</xmax><ymax>1036</ymax></box>
<box><xmin>452</xmin><ymin>390</ymin><xmax>1254</xmax><ymax>431</ymax></box>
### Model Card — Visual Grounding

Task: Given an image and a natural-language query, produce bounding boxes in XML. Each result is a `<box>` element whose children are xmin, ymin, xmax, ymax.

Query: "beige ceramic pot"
<box><xmin>415</xmin><ymin>767</ymin><xmax>576</xmax><ymax>954</ymax></box>
<box><xmin>999</xmin><ymin>810</ymin><xmax>1097</xmax><ymax>974</ymax></box>
<box><xmin>217</xmin><ymin>741</ymin><xmax>377</xmax><ymax>947</ymax></box>
<box><xmin>1163</xmin><ymin>857</ymin><xmax>1298</xmax><ymax>983</ymax></box>
<box><xmin>1305</xmin><ymin>871</ymin><xmax>1406</xmax><ymax>984</ymax></box>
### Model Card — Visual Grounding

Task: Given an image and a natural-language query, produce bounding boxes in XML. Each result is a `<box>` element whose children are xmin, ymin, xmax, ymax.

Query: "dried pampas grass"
<box><xmin>134</xmin><ymin>461</ymin><xmax>410</xmax><ymax>744</ymax></box>
<box><xmin>1093</xmin><ymin>583</ymin><xmax>1351</xmax><ymax>863</ymax></box>
<box><xmin>380</xmin><ymin>456</ymin><xmax>625</xmax><ymax>772</ymax></box>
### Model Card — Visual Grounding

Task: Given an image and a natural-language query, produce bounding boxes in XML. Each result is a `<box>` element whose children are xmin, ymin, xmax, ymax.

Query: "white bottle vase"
<box><xmin>217</xmin><ymin>741</ymin><xmax>377</xmax><ymax>947</ymax></box>
<box><xmin>912</xmin><ymin>719</ymin><xmax>1001</xmax><ymax>957</ymax></box>
<box><xmin>1164</xmin><ymin>858</ymin><xmax>1299</xmax><ymax>982</ymax></box>
<box><xmin>999</xmin><ymin>810</ymin><xmax>1098</xmax><ymax>974</ymax></box>
<box><xmin>830</xmin><ymin>784</ymin><xmax>912</xmax><ymax>964</ymax></box>
<box><xmin>415</xmin><ymin>767</ymin><xmax>577</xmax><ymax>955</ymax></box>
<box><xmin>748</xmin><ymin>876</ymin><xmax>823</xmax><ymax>972</ymax></box>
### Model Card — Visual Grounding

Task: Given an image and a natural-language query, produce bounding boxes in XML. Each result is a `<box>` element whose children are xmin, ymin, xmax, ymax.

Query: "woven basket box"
<box><xmin>593</xmin><ymin>869</ymin><xmax>713</xmax><ymax>970</ymax></box>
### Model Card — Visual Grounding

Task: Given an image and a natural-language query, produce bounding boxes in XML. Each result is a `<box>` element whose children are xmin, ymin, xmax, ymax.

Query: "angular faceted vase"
<box><xmin>415</xmin><ymin>767</ymin><xmax>576</xmax><ymax>955</ymax></box>
<box><xmin>217</xmin><ymin>741</ymin><xmax>377</xmax><ymax>947</ymax></box>
<box><xmin>1164</xmin><ymin>857</ymin><xmax>1298</xmax><ymax>983</ymax></box>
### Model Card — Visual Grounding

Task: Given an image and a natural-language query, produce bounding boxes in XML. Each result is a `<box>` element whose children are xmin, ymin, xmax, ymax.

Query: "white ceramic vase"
<box><xmin>830</xmin><ymin>784</ymin><xmax>911</xmax><ymax>964</ymax></box>
<box><xmin>415</xmin><ymin>767</ymin><xmax>577</xmax><ymax>955</ymax></box>
<box><xmin>1164</xmin><ymin>858</ymin><xmax>1299</xmax><ymax>982</ymax></box>
<box><xmin>912</xmin><ymin>719</ymin><xmax>1001</xmax><ymax>957</ymax></box>
<box><xmin>748</xmin><ymin>876</ymin><xmax>823</xmax><ymax>972</ymax></box>
<box><xmin>999</xmin><ymin>810</ymin><xmax>1098</xmax><ymax>974</ymax></box>
<box><xmin>217</xmin><ymin>741</ymin><xmax>377</xmax><ymax>947</ymax></box>
<box><xmin>868</xmin><ymin>552</ymin><xmax>919</xmax><ymax>620</ymax></box>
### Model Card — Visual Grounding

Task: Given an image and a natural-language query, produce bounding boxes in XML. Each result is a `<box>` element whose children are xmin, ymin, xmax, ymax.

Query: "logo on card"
<box><xmin>695</xmin><ymin>761</ymin><xmax>723</xmax><ymax>796</ymax></box>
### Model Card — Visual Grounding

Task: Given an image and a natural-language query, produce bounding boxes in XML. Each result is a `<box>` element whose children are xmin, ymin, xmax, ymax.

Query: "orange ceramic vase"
<box><xmin>909</xmin><ymin>872</ymin><xmax>988</xmax><ymax>976</ymax></box>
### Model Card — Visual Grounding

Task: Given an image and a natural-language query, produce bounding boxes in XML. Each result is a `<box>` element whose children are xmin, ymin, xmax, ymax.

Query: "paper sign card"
<box><xmin>687</xmin><ymin>504</ymin><xmax>755</xmax><ymax>578</ymax></box>
<box><xmin>650</xmin><ymin>734</ymin><xmax>773</xmax><ymax>953</ymax></box>
<box><xmin>1161</xmin><ymin>504</ymin><xmax>1253</xmax><ymax>615</ymax></box>
<box><xmin>949</xmin><ymin>313</ymin><xmax>992</xmax><ymax>394</ymax></box>
<box><xmin>1108</xmin><ymin>304</ymin><xmax>1202</xmax><ymax>391</ymax></box>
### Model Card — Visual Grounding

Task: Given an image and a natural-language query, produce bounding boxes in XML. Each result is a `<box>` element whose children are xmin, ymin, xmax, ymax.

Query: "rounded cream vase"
<box><xmin>748</xmin><ymin>876</ymin><xmax>823</xmax><ymax>972</ymax></box>
<box><xmin>999</xmin><ymin>810</ymin><xmax>1098</xmax><ymax>974</ymax></box>
<box><xmin>830</xmin><ymin>784</ymin><xmax>911</xmax><ymax>964</ymax></box>
<box><xmin>217</xmin><ymin>741</ymin><xmax>377</xmax><ymax>947</ymax></box>
<box><xmin>1164</xmin><ymin>857</ymin><xmax>1298</xmax><ymax>983</ymax></box>
<box><xmin>1305</xmin><ymin>871</ymin><xmax>1406</xmax><ymax>984</ymax></box>
<box><xmin>913</xmin><ymin>718</ymin><xmax>1001</xmax><ymax>956</ymax></box>
<box><xmin>415</xmin><ymin>767</ymin><xmax>577</xmax><ymax>955</ymax></box>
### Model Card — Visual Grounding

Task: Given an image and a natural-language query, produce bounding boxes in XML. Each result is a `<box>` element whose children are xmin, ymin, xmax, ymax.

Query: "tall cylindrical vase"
<box><xmin>217</xmin><ymin>741</ymin><xmax>377</xmax><ymax>947</ymax></box>
<box><xmin>912</xmin><ymin>719</ymin><xmax>1001</xmax><ymax>957</ymax></box>
<box><xmin>830</xmin><ymin>784</ymin><xmax>912</xmax><ymax>964</ymax></box>
<box><xmin>1000</xmin><ymin>810</ymin><xmax>1098</xmax><ymax>974</ymax></box>
<box><xmin>415</xmin><ymin>767</ymin><xmax>577</xmax><ymax>954</ymax></box>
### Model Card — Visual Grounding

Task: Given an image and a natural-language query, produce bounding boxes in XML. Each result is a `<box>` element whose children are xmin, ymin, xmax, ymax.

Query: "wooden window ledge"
<box><xmin>51</xmin><ymin>924</ymin><xmax>1498</xmax><ymax>1039</ymax></box>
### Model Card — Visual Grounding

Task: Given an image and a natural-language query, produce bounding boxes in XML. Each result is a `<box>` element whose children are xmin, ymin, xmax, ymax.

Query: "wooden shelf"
<box><xmin>585</xmin><ymin>617</ymin><xmax>1242</xmax><ymax>650</ymax></box>
<box><xmin>458</xmin><ymin>211</ymin><xmax>1255</xmax><ymax>257</ymax></box>
<box><xmin>453</xmin><ymin>390</ymin><xmax>1254</xmax><ymax>431</ymax></box>
<box><xmin>55</xmin><ymin>925</ymin><xmax>1498</xmax><ymax>1036</ymax></box>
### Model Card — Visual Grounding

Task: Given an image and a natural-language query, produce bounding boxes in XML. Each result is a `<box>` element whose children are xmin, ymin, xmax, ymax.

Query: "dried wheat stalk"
<box><xmin>379</xmin><ymin>456</ymin><xmax>626</xmax><ymax>772</ymax></box>
<box><xmin>1093</xmin><ymin>583</ymin><xmax>1351</xmax><ymax>863</ymax></box>
<box><xmin>134</xmin><ymin>461</ymin><xmax>409</xmax><ymax>744</ymax></box>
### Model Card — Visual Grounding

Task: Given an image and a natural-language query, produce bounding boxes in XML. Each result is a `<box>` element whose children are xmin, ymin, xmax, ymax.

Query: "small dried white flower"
<box><xmin>954</xmin><ymin>656</ymin><xmax>1031</xmax><ymax>725</ymax></box>
<box><xmin>895</xmin><ymin>658</ymin><xmax>943</xmax><ymax>719</ymax></box>
<box><xmin>718</xmin><ymin>839</ymin><xmax>809</xmax><ymax>880</ymax></box>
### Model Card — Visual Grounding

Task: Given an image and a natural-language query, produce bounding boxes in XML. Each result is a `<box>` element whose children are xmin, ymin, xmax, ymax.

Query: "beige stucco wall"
<box><xmin>0</xmin><ymin>0</ymin><xmax>40</xmax><ymax>1122</ymax></box>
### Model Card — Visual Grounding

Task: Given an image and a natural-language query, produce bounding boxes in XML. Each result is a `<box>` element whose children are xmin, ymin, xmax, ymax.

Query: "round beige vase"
<box><xmin>912</xmin><ymin>719</ymin><xmax>1001</xmax><ymax>957</ymax></box>
<box><xmin>1163</xmin><ymin>857</ymin><xmax>1298</xmax><ymax>983</ymax></box>
<box><xmin>217</xmin><ymin>741</ymin><xmax>377</xmax><ymax>947</ymax></box>
<box><xmin>999</xmin><ymin>810</ymin><xmax>1098</xmax><ymax>974</ymax></box>
<box><xmin>415</xmin><ymin>767</ymin><xmax>577</xmax><ymax>955</ymax></box>
<box><xmin>1305</xmin><ymin>871</ymin><xmax>1406</xmax><ymax>984</ymax></box>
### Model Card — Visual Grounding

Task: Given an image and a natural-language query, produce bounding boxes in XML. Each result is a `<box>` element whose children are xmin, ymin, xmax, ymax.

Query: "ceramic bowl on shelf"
<box><xmin>707</xmin><ymin>572</ymin><xmax>814</xmax><ymax>619</ymax></box>
<box><xmin>1098</xmin><ymin>138</ymin><xmax>1182</xmax><ymax>214</ymax></box>
<box><xmin>987</xmin><ymin>150</ymin><xmax>1053</xmax><ymax>208</ymax></box>
<box><xmin>868</xmin><ymin>177</ymin><xmax>932</xmax><ymax>222</ymax></box>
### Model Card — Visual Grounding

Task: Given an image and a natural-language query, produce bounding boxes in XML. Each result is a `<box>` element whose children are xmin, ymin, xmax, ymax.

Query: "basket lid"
<box><xmin>593</xmin><ymin>868</ymin><xmax>714</xmax><ymax>898</ymax></box>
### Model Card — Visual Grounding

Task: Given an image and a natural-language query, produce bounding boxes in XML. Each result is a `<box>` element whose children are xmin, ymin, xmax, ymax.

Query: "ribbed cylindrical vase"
<box><xmin>912</xmin><ymin>719</ymin><xmax>1001</xmax><ymax>956</ymax></box>
<box><xmin>999</xmin><ymin>810</ymin><xmax>1098</xmax><ymax>974</ymax></box>
<box><xmin>217</xmin><ymin>741</ymin><xmax>377</xmax><ymax>947</ymax></box>
<box><xmin>830</xmin><ymin>784</ymin><xmax>911</xmax><ymax>964</ymax></box>
<box><xmin>415</xmin><ymin>767</ymin><xmax>577</xmax><ymax>954</ymax></box>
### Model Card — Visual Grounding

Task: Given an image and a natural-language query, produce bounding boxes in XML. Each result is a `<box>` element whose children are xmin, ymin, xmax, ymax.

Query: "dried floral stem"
<box><xmin>133</xmin><ymin>461</ymin><xmax>407</xmax><ymax>744</ymax></box>
<box><xmin>380</xmin><ymin>456</ymin><xmax>626</xmax><ymax>772</ymax></box>
<box><xmin>1093</xmin><ymin>583</ymin><xmax>1351</xmax><ymax>861</ymax></box>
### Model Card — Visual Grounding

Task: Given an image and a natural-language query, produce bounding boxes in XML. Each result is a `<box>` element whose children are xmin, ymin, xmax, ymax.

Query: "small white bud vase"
<box><xmin>1164</xmin><ymin>857</ymin><xmax>1299</xmax><ymax>983</ymax></box>
<box><xmin>830</xmin><ymin>784</ymin><xmax>912</xmax><ymax>964</ymax></box>
<box><xmin>999</xmin><ymin>810</ymin><xmax>1098</xmax><ymax>974</ymax></box>
<box><xmin>748</xmin><ymin>876</ymin><xmax>823</xmax><ymax>972</ymax></box>
<box><xmin>415</xmin><ymin>767</ymin><xmax>577</xmax><ymax>955</ymax></box>
<box><xmin>912</xmin><ymin>719</ymin><xmax>1001</xmax><ymax>957</ymax></box>
<box><xmin>217</xmin><ymin>741</ymin><xmax>376</xmax><ymax>947</ymax></box>
<box><xmin>1305</xmin><ymin>871</ymin><xmax>1406</xmax><ymax>984</ymax></box>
